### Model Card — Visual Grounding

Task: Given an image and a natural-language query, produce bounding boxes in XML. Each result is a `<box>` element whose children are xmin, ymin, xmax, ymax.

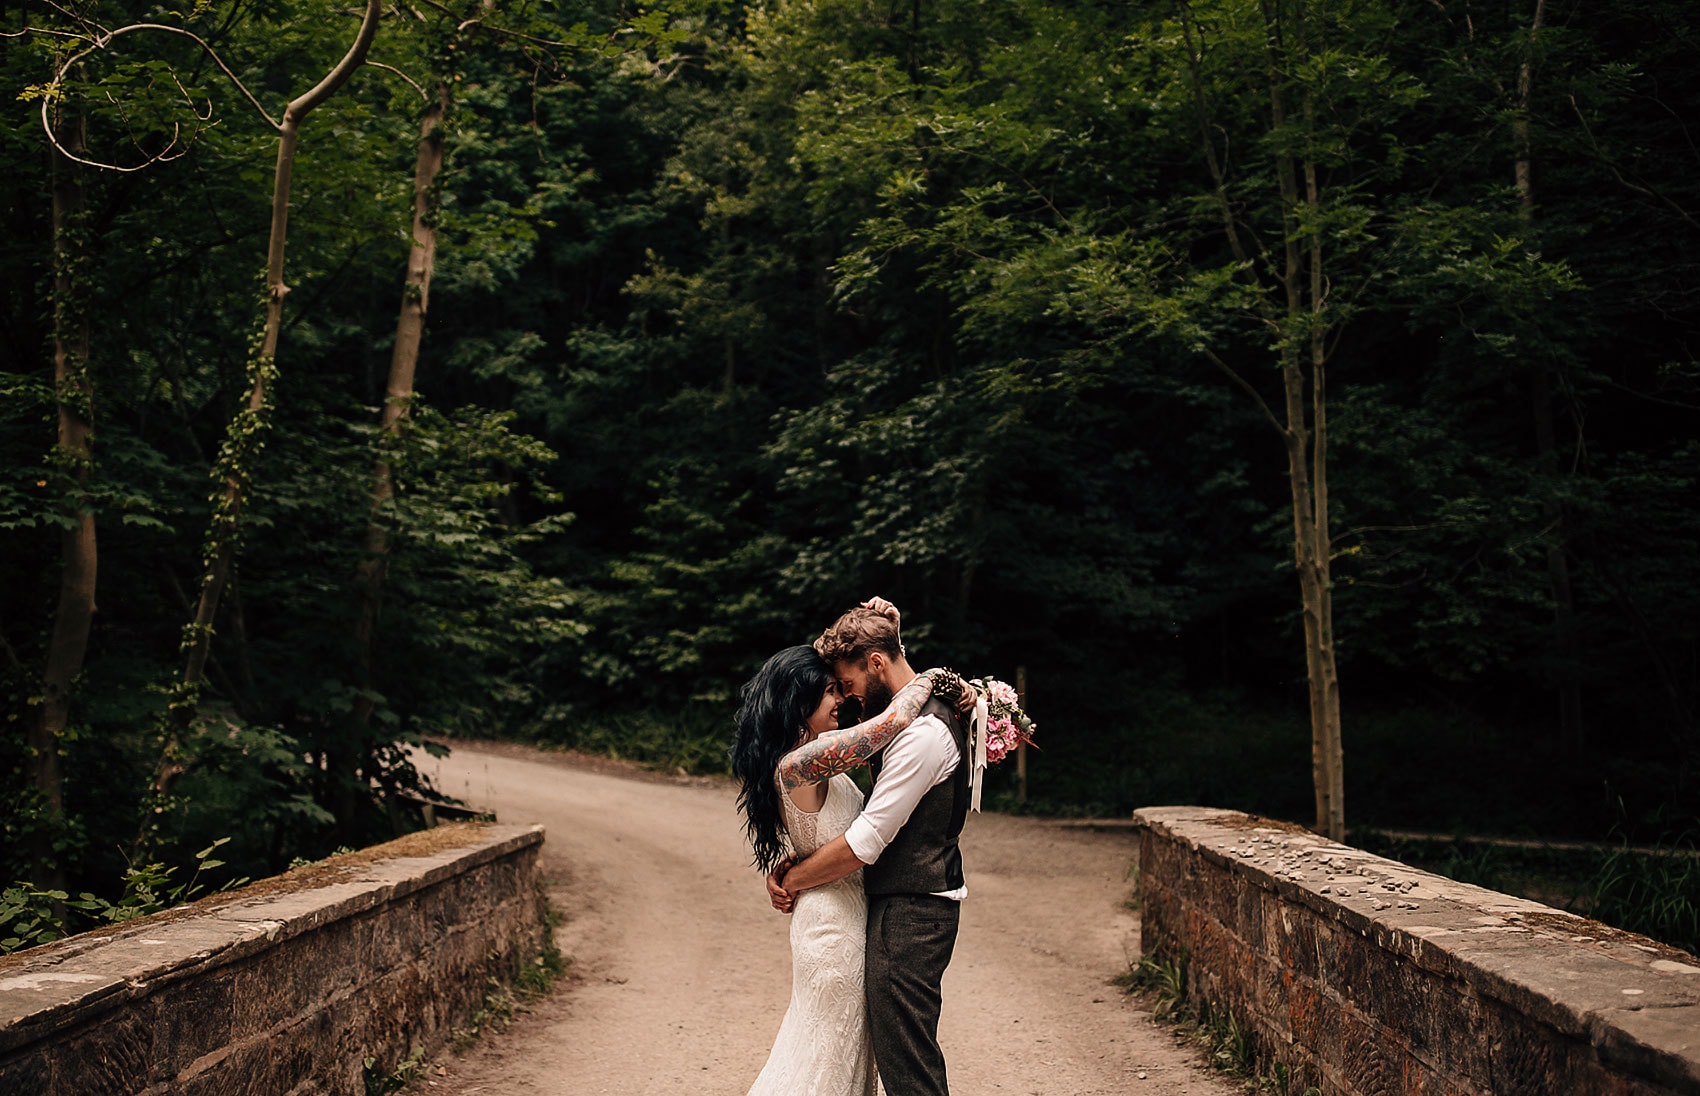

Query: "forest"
<box><xmin>2</xmin><ymin>0</ymin><xmax>1697</xmax><ymax>950</ymax></box>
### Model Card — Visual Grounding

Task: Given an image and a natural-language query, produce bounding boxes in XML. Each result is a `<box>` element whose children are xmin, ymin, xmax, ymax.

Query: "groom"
<box><xmin>769</xmin><ymin>604</ymin><xmax>971</xmax><ymax>1096</ymax></box>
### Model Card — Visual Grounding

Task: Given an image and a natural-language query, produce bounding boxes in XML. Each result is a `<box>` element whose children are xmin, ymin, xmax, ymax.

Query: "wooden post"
<box><xmin>1016</xmin><ymin>664</ymin><xmax>1028</xmax><ymax>804</ymax></box>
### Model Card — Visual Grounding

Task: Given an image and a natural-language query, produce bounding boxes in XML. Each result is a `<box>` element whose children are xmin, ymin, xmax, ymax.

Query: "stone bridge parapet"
<box><xmin>1135</xmin><ymin>806</ymin><xmax>1700</xmax><ymax>1095</ymax></box>
<box><xmin>0</xmin><ymin>822</ymin><xmax>547</xmax><ymax>1095</ymax></box>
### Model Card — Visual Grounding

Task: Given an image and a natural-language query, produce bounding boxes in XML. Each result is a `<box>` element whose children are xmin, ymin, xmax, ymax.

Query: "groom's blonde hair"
<box><xmin>813</xmin><ymin>608</ymin><xmax>903</xmax><ymax>666</ymax></box>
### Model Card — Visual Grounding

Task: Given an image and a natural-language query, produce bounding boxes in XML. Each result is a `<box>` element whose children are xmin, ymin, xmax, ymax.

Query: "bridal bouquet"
<box><xmin>969</xmin><ymin>677</ymin><xmax>1037</xmax><ymax>764</ymax></box>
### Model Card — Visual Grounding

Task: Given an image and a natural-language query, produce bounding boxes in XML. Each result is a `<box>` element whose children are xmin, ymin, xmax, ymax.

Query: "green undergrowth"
<box><xmin>363</xmin><ymin>1044</ymin><xmax>426</xmax><ymax>1096</ymax></box>
<box><xmin>367</xmin><ymin>897</ymin><xmax>570</xmax><ymax>1094</ymax></box>
<box><xmin>522</xmin><ymin>704</ymin><xmax>732</xmax><ymax>775</ymax></box>
<box><xmin>1118</xmin><ymin>952</ymin><xmax>1321</xmax><ymax>1096</ymax></box>
<box><xmin>446</xmin><ymin>900</ymin><xmax>569</xmax><ymax>1054</ymax></box>
<box><xmin>1</xmin><ymin>838</ymin><xmax>248</xmax><ymax>953</ymax></box>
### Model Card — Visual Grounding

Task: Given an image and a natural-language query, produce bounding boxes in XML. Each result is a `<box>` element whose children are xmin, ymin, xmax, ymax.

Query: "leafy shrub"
<box><xmin>1589</xmin><ymin>839</ymin><xmax>1700</xmax><ymax>955</ymax></box>
<box><xmin>0</xmin><ymin>838</ymin><xmax>247</xmax><ymax>954</ymax></box>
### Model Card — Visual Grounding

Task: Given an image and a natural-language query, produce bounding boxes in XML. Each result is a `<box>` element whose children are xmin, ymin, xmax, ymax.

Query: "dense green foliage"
<box><xmin>3</xmin><ymin>0</ymin><xmax>1698</xmax><ymax>923</ymax></box>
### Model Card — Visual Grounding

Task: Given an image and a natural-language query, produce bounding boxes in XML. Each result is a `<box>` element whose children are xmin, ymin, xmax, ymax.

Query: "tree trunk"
<box><xmin>342</xmin><ymin>81</ymin><xmax>448</xmax><ymax>834</ymax></box>
<box><xmin>177</xmin><ymin>0</ymin><xmax>381</xmax><ymax>696</ymax></box>
<box><xmin>1266</xmin><ymin>0</ymin><xmax>1344</xmax><ymax>840</ymax></box>
<box><xmin>32</xmin><ymin>107</ymin><xmax>97</xmax><ymax>891</ymax></box>
<box><xmin>1301</xmin><ymin>62</ymin><xmax>1344</xmax><ymax>842</ymax></box>
<box><xmin>1513</xmin><ymin>0</ymin><xmax>1583</xmax><ymax>756</ymax></box>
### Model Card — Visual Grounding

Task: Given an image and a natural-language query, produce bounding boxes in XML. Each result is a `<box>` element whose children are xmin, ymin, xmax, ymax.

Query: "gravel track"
<box><xmin>408</xmin><ymin>740</ymin><xmax>1239</xmax><ymax>1096</ymax></box>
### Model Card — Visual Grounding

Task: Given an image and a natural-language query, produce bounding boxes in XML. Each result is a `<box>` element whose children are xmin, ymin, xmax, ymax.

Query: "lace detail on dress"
<box><xmin>779</xmin><ymin>782</ymin><xmax>825</xmax><ymax>858</ymax></box>
<box><xmin>748</xmin><ymin>774</ymin><xmax>878</xmax><ymax>1096</ymax></box>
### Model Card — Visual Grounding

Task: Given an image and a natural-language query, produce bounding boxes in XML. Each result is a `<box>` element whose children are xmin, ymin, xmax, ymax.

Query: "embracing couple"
<box><xmin>731</xmin><ymin>598</ymin><xmax>978</xmax><ymax>1096</ymax></box>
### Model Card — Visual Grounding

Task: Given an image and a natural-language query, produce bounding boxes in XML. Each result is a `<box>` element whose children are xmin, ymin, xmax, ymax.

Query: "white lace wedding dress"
<box><xmin>747</xmin><ymin>773</ymin><xmax>879</xmax><ymax>1096</ymax></box>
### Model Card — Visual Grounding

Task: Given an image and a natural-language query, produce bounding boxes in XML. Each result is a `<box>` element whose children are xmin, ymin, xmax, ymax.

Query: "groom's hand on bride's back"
<box><xmin>767</xmin><ymin>858</ymin><xmax>796</xmax><ymax>914</ymax></box>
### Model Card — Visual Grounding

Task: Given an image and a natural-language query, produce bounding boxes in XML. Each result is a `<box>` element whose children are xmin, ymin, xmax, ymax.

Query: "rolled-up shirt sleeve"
<box><xmin>843</xmin><ymin>714</ymin><xmax>959</xmax><ymax>865</ymax></box>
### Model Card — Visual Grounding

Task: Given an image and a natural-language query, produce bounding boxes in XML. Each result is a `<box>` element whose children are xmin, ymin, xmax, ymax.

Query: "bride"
<box><xmin>730</xmin><ymin>632</ymin><xmax>965</xmax><ymax>1096</ymax></box>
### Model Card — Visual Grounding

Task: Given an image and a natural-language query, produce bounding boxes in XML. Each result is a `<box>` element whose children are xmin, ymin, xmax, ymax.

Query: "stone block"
<box><xmin>1277</xmin><ymin>902</ymin><xmax>1321</xmax><ymax>983</ymax></box>
<box><xmin>1196</xmin><ymin>864</ymin><xmax>1242</xmax><ymax>929</ymax></box>
<box><xmin>1141</xmin><ymin>838</ymin><xmax>1188</xmax><ymax>895</ymax></box>
<box><xmin>1320</xmin><ymin>919</ymin><xmax>1378</xmax><ymax>1011</ymax></box>
<box><xmin>1592</xmin><ymin>1003</ymin><xmax>1700</xmax><ymax>1093</ymax></box>
<box><xmin>306</xmin><ymin>991</ymin><xmax>379</xmax><ymax>1094</ymax></box>
<box><xmin>355</xmin><ymin>901</ymin><xmax>419</xmax><ymax>976</ymax></box>
<box><xmin>1287</xmin><ymin>974</ymin><xmax>1341</xmax><ymax>1060</ymax></box>
<box><xmin>0</xmin><ymin>971</ymin><xmax>129</xmax><ymax>1055</ymax></box>
<box><xmin>230</xmin><ymin>917</ymin><xmax>360</xmax><ymax>1039</ymax></box>
<box><xmin>176</xmin><ymin>1031</ymin><xmax>298</xmax><ymax>1096</ymax></box>
<box><xmin>1389</xmin><ymin>1046</ymin><xmax>1450</xmax><ymax>1096</ymax></box>
<box><xmin>1236</xmin><ymin>876</ymin><xmax>1267</xmax><ymax>955</ymax></box>
<box><xmin>1420</xmin><ymin>982</ymin><xmax>1491</xmax><ymax>1087</ymax></box>
<box><xmin>53</xmin><ymin>1005</ymin><xmax>154</xmax><ymax>1096</ymax></box>
<box><xmin>1139</xmin><ymin>885</ymin><xmax>1182</xmax><ymax>959</ymax></box>
<box><xmin>1341</xmin><ymin>1007</ymin><xmax>1404</xmax><ymax>1095</ymax></box>
<box><xmin>0</xmin><ymin>1048</ymin><xmax>51</xmax><ymax>1096</ymax></box>
<box><xmin>150</xmin><ymin>967</ymin><xmax>233</xmax><ymax>1083</ymax></box>
<box><xmin>1486</xmin><ymin>1011</ymin><xmax>1570</xmax><ymax>1096</ymax></box>
<box><xmin>1187</xmin><ymin>913</ymin><xmax>1257</xmax><ymax>1019</ymax></box>
<box><xmin>356</xmin><ymin>958</ymin><xmax>429</xmax><ymax>1053</ymax></box>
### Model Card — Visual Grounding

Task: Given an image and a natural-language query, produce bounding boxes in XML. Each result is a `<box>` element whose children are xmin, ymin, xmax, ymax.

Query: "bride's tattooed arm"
<box><xmin>775</xmin><ymin>670</ymin><xmax>961</xmax><ymax>794</ymax></box>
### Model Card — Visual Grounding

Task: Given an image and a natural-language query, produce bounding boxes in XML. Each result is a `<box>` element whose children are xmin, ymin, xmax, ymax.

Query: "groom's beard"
<box><xmin>862</xmin><ymin>680</ymin><xmax>895</xmax><ymax>719</ymax></box>
<box><xmin>836</xmin><ymin>697</ymin><xmax>864</xmax><ymax>730</ymax></box>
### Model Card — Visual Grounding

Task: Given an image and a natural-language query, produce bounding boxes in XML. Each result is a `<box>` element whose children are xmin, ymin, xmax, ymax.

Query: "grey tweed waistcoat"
<box><xmin>863</xmin><ymin>695</ymin><xmax>970</xmax><ymax>897</ymax></box>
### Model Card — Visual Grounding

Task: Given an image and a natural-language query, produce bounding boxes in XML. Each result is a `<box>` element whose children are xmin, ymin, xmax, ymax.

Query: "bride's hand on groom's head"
<box><xmin>859</xmin><ymin>596</ymin><xmax>900</xmax><ymax>627</ymax></box>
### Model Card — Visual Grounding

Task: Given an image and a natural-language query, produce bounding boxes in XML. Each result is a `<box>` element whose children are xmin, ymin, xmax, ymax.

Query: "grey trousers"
<box><xmin>865</xmin><ymin>894</ymin><xmax>961</xmax><ymax>1096</ymax></box>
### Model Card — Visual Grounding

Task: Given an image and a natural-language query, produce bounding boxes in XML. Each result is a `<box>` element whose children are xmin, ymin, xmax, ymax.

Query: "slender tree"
<box><xmin>1512</xmin><ymin>0</ymin><xmax>1585</xmax><ymax>757</ymax></box>
<box><xmin>1168</xmin><ymin>0</ymin><xmax>1350</xmax><ymax>837</ymax></box>
<box><xmin>178</xmin><ymin>0</ymin><xmax>383</xmax><ymax>693</ymax></box>
<box><xmin>29</xmin><ymin>96</ymin><xmax>95</xmax><ymax>891</ymax></box>
<box><xmin>342</xmin><ymin>74</ymin><xmax>448</xmax><ymax>830</ymax></box>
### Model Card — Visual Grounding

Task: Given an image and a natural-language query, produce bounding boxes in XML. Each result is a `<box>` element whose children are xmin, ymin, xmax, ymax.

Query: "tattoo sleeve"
<box><xmin>775</xmin><ymin>671</ymin><xmax>941</xmax><ymax>794</ymax></box>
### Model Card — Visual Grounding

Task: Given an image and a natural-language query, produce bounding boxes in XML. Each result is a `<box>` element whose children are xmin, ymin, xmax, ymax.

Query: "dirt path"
<box><xmin>410</xmin><ymin>741</ymin><xmax>1239</xmax><ymax>1096</ymax></box>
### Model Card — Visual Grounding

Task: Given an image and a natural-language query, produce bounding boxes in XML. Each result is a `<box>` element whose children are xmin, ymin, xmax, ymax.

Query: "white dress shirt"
<box><xmin>843</xmin><ymin>712</ymin><xmax>967</xmax><ymax>901</ymax></box>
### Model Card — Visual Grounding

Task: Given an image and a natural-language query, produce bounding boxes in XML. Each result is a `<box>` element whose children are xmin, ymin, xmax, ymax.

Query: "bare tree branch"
<box><xmin>2</xmin><ymin>25</ymin><xmax>87</xmax><ymax>40</ymax></box>
<box><xmin>102</xmin><ymin>89</ymin><xmax>190</xmax><ymax>168</ymax></box>
<box><xmin>1337</xmin><ymin>520</ymin><xmax>1469</xmax><ymax>542</ymax></box>
<box><xmin>1599</xmin><ymin>374</ymin><xmax>1700</xmax><ymax>413</ymax></box>
<box><xmin>367</xmin><ymin>59</ymin><xmax>428</xmax><ymax>99</ymax></box>
<box><xmin>38</xmin><ymin>20</ymin><xmax>283</xmax><ymax>174</ymax></box>
<box><xmin>457</xmin><ymin>17</ymin><xmax>586</xmax><ymax>49</ymax></box>
<box><xmin>1569</xmin><ymin>94</ymin><xmax>1700</xmax><ymax>235</ymax></box>
<box><xmin>40</xmin><ymin>0</ymin><xmax>107</xmax><ymax>37</ymax></box>
<box><xmin>1199</xmin><ymin>344</ymin><xmax>1289</xmax><ymax>437</ymax></box>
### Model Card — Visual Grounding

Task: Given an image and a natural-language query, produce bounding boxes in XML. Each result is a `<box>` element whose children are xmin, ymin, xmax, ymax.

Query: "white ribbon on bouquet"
<box><xmin>968</xmin><ymin>695</ymin><xmax>989</xmax><ymax>812</ymax></box>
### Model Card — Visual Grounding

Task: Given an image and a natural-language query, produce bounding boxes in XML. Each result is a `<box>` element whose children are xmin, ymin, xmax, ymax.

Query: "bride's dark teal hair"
<box><xmin>731</xmin><ymin>645</ymin><xmax>833</xmax><ymax>874</ymax></box>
